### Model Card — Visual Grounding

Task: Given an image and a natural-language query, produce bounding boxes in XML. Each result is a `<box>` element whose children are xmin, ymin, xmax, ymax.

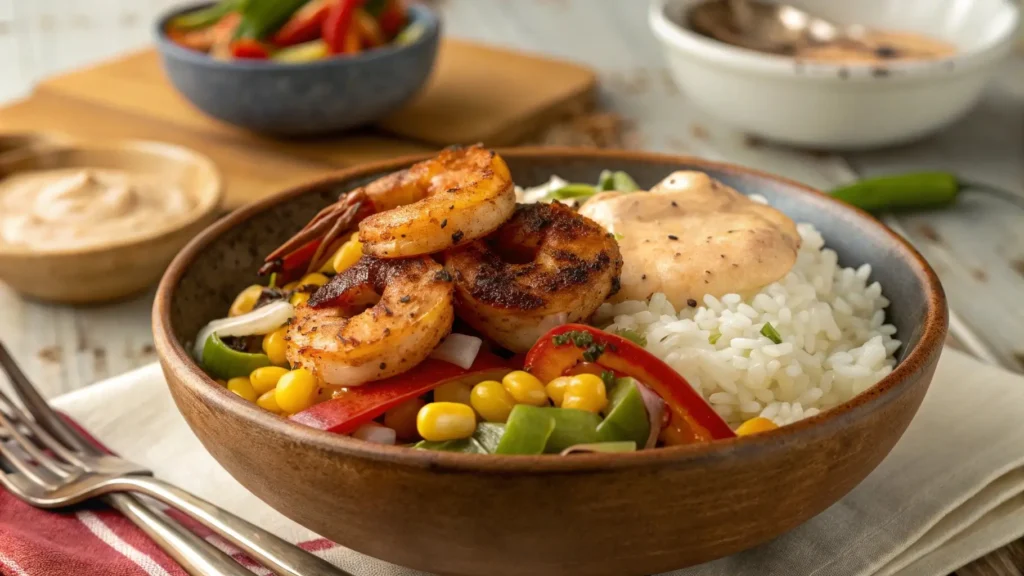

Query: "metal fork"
<box><xmin>0</xmin><ymin>346</ymin><xmax>352</xmax><ymax>576</ymax></box>
<box><xmin>0</xmin><ymin>343</ymin><xmax>252</xmax><ymax>576</ymax></box>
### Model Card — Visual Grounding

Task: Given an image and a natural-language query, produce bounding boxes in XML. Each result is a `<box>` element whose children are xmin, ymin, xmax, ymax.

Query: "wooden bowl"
<box><xmin>0</xmin><ymin>139</ymin><xmax>222</xmax><ymax>303</ymax></box>
<box><xmin>153</xmin><ymin>149</ymin><xmax>947</xmax><ymax>576</ymax></box>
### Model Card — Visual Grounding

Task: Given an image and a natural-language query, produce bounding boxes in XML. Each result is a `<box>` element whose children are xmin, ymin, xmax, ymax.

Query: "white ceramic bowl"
<box><xmin>650</xmin><ymin>0</ymin><xmax>1020</xmax><ymax>149</ymax></box>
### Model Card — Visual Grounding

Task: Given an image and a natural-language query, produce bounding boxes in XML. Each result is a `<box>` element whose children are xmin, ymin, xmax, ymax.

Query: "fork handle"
<box><xmin>107</xmin><ymin>493</ymin><xmax>255</xmax><ymax>576</ymax></box>
<box><xmin>110</xmin><ymin>475</ymin><xmax>354</xmax><ymax>576</ymax></box>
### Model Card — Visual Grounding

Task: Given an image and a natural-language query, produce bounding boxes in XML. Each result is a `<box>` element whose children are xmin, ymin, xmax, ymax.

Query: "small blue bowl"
<box><xmin>154</xmin><ymin>2</ymin><xmax>440</xmax><ymax>136</ymax></box>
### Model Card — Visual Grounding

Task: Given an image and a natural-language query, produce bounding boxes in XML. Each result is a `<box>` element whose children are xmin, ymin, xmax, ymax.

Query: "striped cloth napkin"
<box><xmin>2</xmin><ymin>346</ymin><xmax>1023</xmax><ymax>576</ymax></box>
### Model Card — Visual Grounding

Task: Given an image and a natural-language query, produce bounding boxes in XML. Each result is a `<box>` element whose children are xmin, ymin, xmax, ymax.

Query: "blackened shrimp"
<box><xmin>286</xmin><ymin>256</ymin><xmax>455</xmax><ymax>386</ymax></box>
<box><xmin>445</xmin><ymin>202</ymin><xmax>622</xmax><ymax>353</ymax></box>
<box><xmin>358</xmin><ymin>144</ymin><xmax>515</xmax><ymax>258</ymax></box>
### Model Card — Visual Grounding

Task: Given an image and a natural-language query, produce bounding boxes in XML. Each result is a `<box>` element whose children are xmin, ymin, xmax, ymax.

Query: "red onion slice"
<box><xmin>636</xmin><ymin>382</ymin><xmax>666</xmax><ymax>450</ymax></box>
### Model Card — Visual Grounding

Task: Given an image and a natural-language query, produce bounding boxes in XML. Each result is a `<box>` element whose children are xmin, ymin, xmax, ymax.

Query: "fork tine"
<box><xmin>0</xmin><ymin>342</ymin><xmax>95</xmax><ymax>455</ymax></box>
<box><xmin>0</xmin><ymin>429</ymin><xmax>61</xmax><ymax>488</ymax></box>
<box><xmin>0</xmin><ymin>387</ymin><xmax>87</xmax><ymax>470</ymax></box>
<box><xmin>0</xmin><ymin>403</ymin><xmax>69</xmax><ymax>479</ymax></box>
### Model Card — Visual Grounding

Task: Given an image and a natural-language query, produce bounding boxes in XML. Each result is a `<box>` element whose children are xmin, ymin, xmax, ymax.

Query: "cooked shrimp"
<box><xmin>286</xmin><ymin>256</ymin><xmax>454</xmax><ymax>386</ymax></box>
<box><xmin>358</xmin><ymin>144</ymin><xmax>515</xmax><ymax>258</ymax></box>
<box><xmin>445</xmin><ymin>202</ymin><xmax>622</xmax><ymax>353</ymax></box>
<box><xmin>262</xmin><ymin>145</ymin><xmax>514</xmax><ymax>277</ymax></box>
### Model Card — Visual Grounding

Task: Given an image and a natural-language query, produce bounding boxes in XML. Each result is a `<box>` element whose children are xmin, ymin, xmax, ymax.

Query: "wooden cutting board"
<box><xmin>0</xmin><ymin>39</ymin><xmax>596</xmax><ymax>208</ymax></box>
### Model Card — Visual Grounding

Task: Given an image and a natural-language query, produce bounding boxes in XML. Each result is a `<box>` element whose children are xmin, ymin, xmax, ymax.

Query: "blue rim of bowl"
<box><xmin>649</xmin><ymin>0</ymin><xmax>1021</xmax><ymax>80</ymax></box>
<box><xmin>153</xmin><ymin>1</ymin><xmax>440</xmax><ymax>70</ymax></box>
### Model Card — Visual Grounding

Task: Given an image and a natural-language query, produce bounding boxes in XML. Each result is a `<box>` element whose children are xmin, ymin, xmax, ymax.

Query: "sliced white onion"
<box><xmin>429</xmin><ymin>333</ymin><xmax>482</xmax><ymax>369</ymax></box>
<box><xmin>192</xmin><ymin>300</ymin><xmax>295</xmax><ymax>360</ymax></box>
<box><xmin>636</xmin><ymin>382</ymin><xmax>666</xmax><ymax>450</ymax></box>
<box><xmin>560</xmin><ymin>441</ymin><xmax>637</xmax><ymax>455</ymax></box>
<box><xmin>352</xmin><ymin>422</ymin><xmax>397</xmax><ymax>445</ymax></box>
<box><xmin>537</xmin><ymin>312</ymin><xmax>569</xmax><ymax>334</ymax></box>
<box><xmin>516</xmin><ymin>175</ymin><xmax>569</xmax><ymax>204</ymax></box>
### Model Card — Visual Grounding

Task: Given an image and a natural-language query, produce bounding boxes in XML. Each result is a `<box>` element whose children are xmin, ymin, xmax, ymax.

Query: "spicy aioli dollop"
<box><xmin>0</xmin><ymin>168</ymin><xmax>195</xmax><ymax>251</ymax></box>
<box><xmin>579</xmin><ymin>171</ymin><xmax>800</xmax><ymax>309</ymax></box>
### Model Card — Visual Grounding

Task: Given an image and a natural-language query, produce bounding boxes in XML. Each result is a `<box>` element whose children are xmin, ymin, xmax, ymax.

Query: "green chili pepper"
<box><xmin>169</xmin><ymin>0</ymin><xmax>241</xmax><ymax>31</ymax></box>
<box><xmin>597</xmin><ymin>170</ymin><xmax>616</xmax><ymax>191</ymax></box>
<box><xmin>537</xmin><ymin>408</ymin><xmax>601</xmax><ymax>453</ymax></box>
<box><xmin>760</xmin><ymin>322</ymin><xmax>782</xmax><ymax>344</ymax></box>
<box><xmin>235</xmin><ymin>0</ymin><xmax>311</xmax><ymax>40</ymax></box>
<box><xmin>828</xmin><ymin>172</ymin><xmax>959</xmax><ymax>212</ymax></box>
<box><xmin>596</xmin><ymin>378</ymin><xmax>651</xmax><ymax>447</ymax></box>
<box><xmin>495</xmin><ymin>405</ymin><xmax>556</xmax><ymax>455</ymax></box>
<box><xmin>201</xmin><ymin>333</ymin><xmax>272</xmax><ymax>380</ymax></box>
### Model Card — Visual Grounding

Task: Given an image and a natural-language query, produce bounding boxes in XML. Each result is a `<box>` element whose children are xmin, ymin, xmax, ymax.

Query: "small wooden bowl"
<box><xmin>154</xmin><ymin>149</ymin><xmax>947</xmax><ymax>576</ymax></box>
<box><xmin>0</xmin><ymin>140</ymin><xmax>222</xmax><ymax>303</ymax></box>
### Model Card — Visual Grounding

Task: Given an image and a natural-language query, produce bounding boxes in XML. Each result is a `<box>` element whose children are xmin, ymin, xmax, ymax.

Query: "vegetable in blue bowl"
<box><xmin>154</xmin><ymin>0</ymin><xmax>440</xmax><ymax>136</ymax></box>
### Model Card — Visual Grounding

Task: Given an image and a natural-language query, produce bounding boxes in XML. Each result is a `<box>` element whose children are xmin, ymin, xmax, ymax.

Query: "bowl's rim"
<box><xmin>649</xmin><ymin>0</ymin><xmax>1021</xmax><ymax>81</ymax></box>
<box><xmin>153</xmin><ymin>1</ymin><xmax>440</xmax><ymax>71</ymax></box>
<box><xmin>0</xmin><ymin>138</ymin><xmax>223</xmax><ymax>258</ymax></box>
<box><xmin>153</xmin><ymin>147</ymin><xmax>948</xmax><ymax>474</ymax></box>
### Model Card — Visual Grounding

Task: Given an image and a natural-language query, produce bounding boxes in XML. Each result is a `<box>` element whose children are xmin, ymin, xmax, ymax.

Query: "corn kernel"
<box><xmin>299</xmin><ymin>272</ymin><xmax>330</xmax><ymax>287</ymax></box>
<box><xmin>257</xmin><ymin>389</ymin><xmax>283</xmax><ymax>413</ymax></box>
<box><xmin>561</xmin><ymin>373</ymin><xmax>607</xmax><ymax>413</ymax></box>
<box><xmin>416</xmin><ymin>402</ymin><xmax>476</xmax><ymax>441</ymax></box>
<box><xmin>249</xmin><ymin>366</ymin><xmax>289</xmax><ymax>395</ymax></box>
<box><xmin>276</xmin><ymin>368</ymin><xmax>318</xmax><ymax>414</ymax></box>
<box><xmin>262</xmin><ymin>327</ymin><xmax>289</xmax><ymax>367</ymax></box>
<box><xmin>228</xmin><ymin>285</ymin><xmax>263</xmax><ymax>317</ymax></box>
<box><xmin>226</xmin><ymin>377</ymin><xmax>257</xmax><ymax>402</ymax></box>
<box><xmin>433</xmin><ymin>380</ymin><xmax>472</xmax><ymax>406</ymax></box>
<box><xmin>544</xmin><ymin>376</ymin><xmax>574</xmax><ymax>407</ymax></box>
<box><xmin>470</xmin><ymin>380</ymin><xmax>515</xmax><ymax>423</ymax></box>
<box><xmin>384</xmin><ymin>397</ymin><xmax>425</xmax><ymax>440</ymax></box>
<box><xmin>289</xmin><ymin>291</ymin><xmax>311</xmax><ymax>307</ymax></box>
<box><xmin>735</xmin><ymin>417</ymin><xmax>779</xmax><ymax>436</ymax></box>
<box><xmin>501</xmin><ymin>371</ymin><xmax>548</xmax><ymax>406</ymax></box>
<box><xmin>332</xmin><ymin>240</ymin><xmax>363</xmax><ymax>274</ymax></box>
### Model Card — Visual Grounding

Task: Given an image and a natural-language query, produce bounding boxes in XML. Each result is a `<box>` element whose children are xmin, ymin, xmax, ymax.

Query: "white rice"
<box><xmin>592</xmin><ymin>214</ymin><xmax>900</xmax><ymax>428</ymax></box>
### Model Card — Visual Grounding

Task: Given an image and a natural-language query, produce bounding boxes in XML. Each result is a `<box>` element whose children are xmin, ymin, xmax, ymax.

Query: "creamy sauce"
<box><xmin>0</xmin><ymin>168</ymin><xmax>195</xmax><ymax>251</ymax></box>
<box><xmin>793</xmin><ymin>30</ymin><xmax>956</xmax><ymax>64</ymax></box>
<box><xmin>688</xmin><ymin>3</ymin><xmax>957</xmax><ymax>65</ymax></box>
<box><xmin>579</xmin><ymin>171</ymin><xmax>799</xmax><ymax>309</ymax></box>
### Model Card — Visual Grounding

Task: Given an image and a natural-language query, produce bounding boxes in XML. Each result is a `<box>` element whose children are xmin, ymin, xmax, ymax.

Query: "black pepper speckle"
<box><xmin>451</xmin><ymin>230</ymin><xmax>464</xmax><ymax>243</ymax></box>
<box><xmin>440</xmin><ymin>219</ymin><xmax>447</xmax><ymax>229</ymax></box>
<box><xmin>400</xmin><ymin>295</ymin><xmax>411</xmax><ymax>303</ymax></box>
<box><xmin>668</xmin><ymin>235</ymin><xmax>678</xmax><ymax>240</ymax></box>
<box><xmin>687</xmin><ymin>298</ymin><xmax>697</xmax><ymax>307</ymax></box>
<box><xmin>379</xmin><ymin>362</ymin><xmax>386</xmax><ymax>370</ymax></box>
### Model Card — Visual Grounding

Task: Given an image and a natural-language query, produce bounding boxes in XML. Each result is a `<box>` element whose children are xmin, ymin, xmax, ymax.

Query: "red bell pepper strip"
<box><xmin>272</xmin><ymin>0</ymin><xmax>331</xmax><ymax>46</ymax></box>
<box><xmin>323</xmin><ymin>0</ymin><xmax>362</xmax><ymax>54</ymax></box>
<box><xmin>524</xmin><ymin>324</ymin><xmax>736</xmax><ymax>443</ymax></box>
<box><xmin>290</xmin><ymin>352</ymin><xmax>515</xmax><ymax>435</ymax></box>
<box><xmin>376</xmin><ymin>0</ymin><xmax>407</xmax><ymax>39</ymax></box>
<box><xmin>230</xmin><ymin>39</ymin><xmax>271</xmax><ymax>59</ymax></box>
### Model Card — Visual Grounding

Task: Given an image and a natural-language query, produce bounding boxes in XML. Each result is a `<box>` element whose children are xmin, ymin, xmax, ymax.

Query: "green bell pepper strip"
<box><xmin>414</xmin><ymin>423</ymin><xmax>506</xmax><ymax>454</ymax></box>
<box><xmin>537</xmin><ymin>408</ymin><xmax>601</xmax><ymax>453</ymax></box>
<box><xmin>596</xmin><ymin>378</ymin><xmax>650</xmax><ymax>447</ymax></box>
<box><xmin>201</xmin><ymin>333</ymin><xmax>272</xmax><ymax>380</ymax></box>
<box><xmin>495</xmin><ymin>405</ymin><xmax>556</xmax><ymax>455</ymax></box>
<box><xmin>597</xmin><ymin>170</ymin><xmax>615</xmax><ymax>191</ymax></box>
<box><xmin>611</xmin><ymin>171</ymin><xmax>640</xmax><ymax>192</ymax></box>
<box><xmin>828</xmin><ymin>172</ymin><xmax>958</xmax><ymax>212</ymax></box>
<box><xmin>234</xmin><ymin>0</ymin><xmax>311</xmax><ymax>40</ymax></box>
<box><xmin>560</xmin><ymin>441</ymin><xmax>637</xmax><ymax>455</ymax></box>
<box><xmin>169</xmin><ymin>0</ymin><xmax>241</xmax><ymax>31</ymax></box>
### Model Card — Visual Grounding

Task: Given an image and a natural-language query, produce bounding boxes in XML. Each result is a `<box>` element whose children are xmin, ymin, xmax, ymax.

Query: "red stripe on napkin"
<box><xmin>0</xmin><ymin>413</ymin><xmax>337</xmax><ymax>575</ymax></box>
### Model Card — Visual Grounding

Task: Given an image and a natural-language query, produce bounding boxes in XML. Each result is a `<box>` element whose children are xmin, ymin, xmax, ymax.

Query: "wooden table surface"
<box><xmin>1</xmin><ymin>1</ymin><xmax>1022</xmax><ymax>574</ymax></box>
